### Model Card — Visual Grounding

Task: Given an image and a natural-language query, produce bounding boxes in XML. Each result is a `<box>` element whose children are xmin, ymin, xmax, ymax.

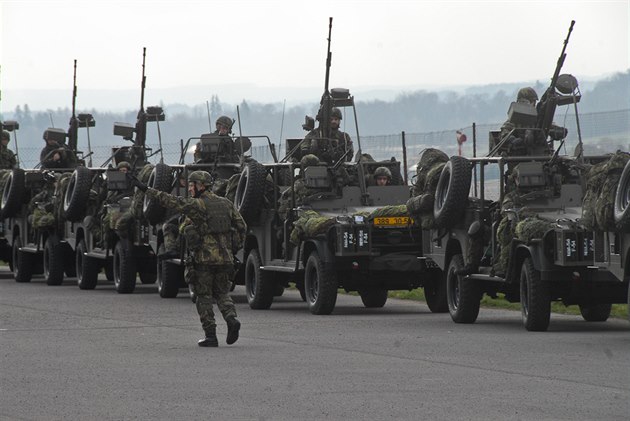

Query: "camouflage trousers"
<box><xmin>187</xmin><ymin>264</ymin><xmax>237</xmax><ymax>331</ymax></box>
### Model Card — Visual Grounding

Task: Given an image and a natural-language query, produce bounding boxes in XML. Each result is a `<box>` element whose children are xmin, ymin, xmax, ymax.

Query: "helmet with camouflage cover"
<box><xmin>517</xmin><ymin>87</ymin><xmax>538</xmax><ymax>104</ymax></box>
<box><xmin>373</xmin><ymin>166</ymin><xmax>392</xmax><ymax>180</ymax></box>
<box><xmin>116</xmin><ymin>161</ymin><xmax>131</xmax><ymax>171</ymax></box>
<box><xmin>331</xmin><ymin>107</ymin><xmax>342</xmax><ymax>120</ymax></box>
<box><xmin>188</xmin><ymin>170</ymin><xmax>213</xmax><ymax>187</ymax></box>
<box><xmin>300</xmin><ymin>154</ymin><xmax>320</xmax><ymax>169</ymax></box>
<box><xmin>1</xmin><ymin>130</ymin><xmax>10</xmax><ymax>141</ymax></box>
<box><xmin>216</xmin><ymin>115</ymin><xmax>233</xmax><ymax>131</ymax></box>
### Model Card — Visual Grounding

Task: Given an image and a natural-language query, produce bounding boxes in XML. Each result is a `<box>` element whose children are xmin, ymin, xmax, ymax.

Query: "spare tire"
<box><xmin>1</xmin><ymin>168</ymin><xmax>25</xmax><ymax>218</ymax></box>
<box><xmin>433</xmin><ymin>156</ymin><xmax>471</xmax><ymax>229</ymax></box>
<box><xmin>614</xmin><ymin>160</ymin><xmax>630</xmax><ymax>230</ymax></box>
<box><xmin>143</xmin><ymin>163</ymin><xmax>172</xmax><ymax>225</ymax></box>
<box><xmin>64</xmin><ymin>166</ymin><xmax>92</xmax><ymax>222</ymax></box>
<box><xmin>234</xmin><ymin>160</ymin><xmax>266</xmax><ymax>225</ymax></box>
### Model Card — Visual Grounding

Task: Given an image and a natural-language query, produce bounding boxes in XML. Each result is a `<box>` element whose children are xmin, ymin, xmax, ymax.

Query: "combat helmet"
<box><xmin>188</xmin><ymin>170</ymin><xmax>213</xmax><ymax>187</ymax></box>
<box><xmin>216</xmin><ymin>115</ymin><xmax>234</xmax><ymax>131</ymax></box>
<box><xmin>373</xmin><ymin>166</ymin><xmax>392</xmax><ymax>180</ymax></box>
<box><xmin>1</xmin><ymin>130</ymin><xmax>10</xmax><ymax>141</ymax></box>
<box><xmin>116</xmin><ymin>161</ymin><xmax>131</xmax><ymax>171</ymax></box>
<box><xmin>300</xmin><ymin>154</ymin><xmax>320</xmax><ymax>169</ymax></box>
<box><xmin>517</xmin><ymin>87</ymin><xmax>538</xmax><ymax>104</ymax></box>
<box><xmin>331</xmin><ymin>107</ymin><xmax>342</xmax><ymax>120</ymax></box>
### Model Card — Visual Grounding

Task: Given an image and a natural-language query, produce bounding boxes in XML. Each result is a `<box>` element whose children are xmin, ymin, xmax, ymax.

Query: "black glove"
<box><xmin>126</xmin><ymin>173</ymin><xmax>148</xmax><ymax>192</ymax></box>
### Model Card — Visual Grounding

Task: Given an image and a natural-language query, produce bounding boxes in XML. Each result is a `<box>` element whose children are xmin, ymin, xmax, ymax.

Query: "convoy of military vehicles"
<box><xmin>1</xmin><ymin>19</ymin><xmax>628</xmax><ymax>330</ymax></box>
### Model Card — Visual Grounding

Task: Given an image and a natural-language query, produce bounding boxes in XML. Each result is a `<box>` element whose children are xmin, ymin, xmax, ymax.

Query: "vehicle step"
<box><xmin>21</xmin><ymin>246</ymin><xmax>40</xmax><ymax>254</ymax></box>
<box><xmin>261</xmin><ymin>265</ymin><xmax>295</xmax><ymax>273</ymax></box>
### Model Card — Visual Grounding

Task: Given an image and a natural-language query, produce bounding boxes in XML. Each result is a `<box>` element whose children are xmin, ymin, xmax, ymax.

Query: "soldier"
<box><xmin>300</xmin><ymin>107</ymin><xmax>353</xmax><ymax>164</ymax></box>
<box><xmin>373</xmin><ymin>167</ymin><xmax>392</xmax><ymax>186</ymax></box>
<box><xmin>194</xmin><ymin>115</ymin><xmax>239</xmax><ymax>164</ymax></box>
<box><xmin>129</xmin><ymin>170</ymin><xmax>247</xmax><ymax>347</ymax></box>
<box><xmin>0</xmin><ymin>130</ymin><xmax>17</xmax><ymax>169</ymax></box>
<box><xmin>40</xmin><ymin>131</ymin><xmax>75</xmax><ymax>169</ymax></box>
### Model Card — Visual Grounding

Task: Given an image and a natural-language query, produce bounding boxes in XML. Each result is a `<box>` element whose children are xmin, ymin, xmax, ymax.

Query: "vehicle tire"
<box><xmin>614</xmin><ymin>160</ymin><xmax>630</xmax><ymax>229</ymax></box>
<box><xmin>359</xmin><ymin>288</ymin><xmax>388</xmax><ymax>308</ymax></box>
<box><xmin>44</xmin><ymin>237</ymin><xmax>65</xmax><ymax>286</ymax></box>
<box><xmin>139</xmin><ymin>271</ymin><xmax>157</xmax><ymax>284</ymax></box>
<box><xmin>113</xmin><ymin>240</ymin><xmax>136</xmax><ymax>294</ymax></box>
<box><xmin>244</xmin><ymin>249</ymin><xmax>274</xmax><ymax>309</ymax></box>
<box><xmin>520</xmin><ymin>257</ymin><xmax>550</xmax><ymax>331</ymax></box>
<box><xmin>105</xmin><ymin>263</ymin><xmax>114</xmax><ymax>282</ymax></box>
<box><xmin>157</xmin><ymin>244</ymin><xmax>182</xmax><ymax>298</ymax></box>
<box><xmin>298</xmin><ymin>286</ymin><xmax>307</xmax><ymax>302</ymax></box>
<box><xmin>234</xmin><ymin>160</ymin><xmax>266</xmax><ymax>225</ymax></box>
<box><xmin>446</xmin><ymin>254</ymin><xmax>481</xmax><ymax>323</ymax></box>
<box><xmin>143</xmin><ymin>163</ymin><xmax>172</xmax><ymax>225</ymax></box>
<box><xmin>304</xmin><ymin>250</ymin><xmax>337</xmax><ymax>315</ymax></box>
<box><xmin>64</xmin><ymin>243</ymin><xmax>77</xmax><ymax>277</ymax></box>
<box><xmin>433</xmin><ymin>156</ymin><xmax>472</xmax><ymax>229</ymax></box>
<box><xmin>578</xmin><ymin>303</ymin><xmax>611</xmax><ymax>322</ymax></box>
<box><xmin>424</xmin><ymin>268</ymin><xmax>448</xmax><ymax>313</ymax></box>
<box><xmin>76</xmin><ymin>239</ymin><xmax>99</xmax><ymax>290</ymax></box>
<box><xmin>13</xmin><ymin>236</ymin><xmax>33</xmax><ymax>283</ymax></box>
<box><xmin>63</xmin><ymin>166</ymin><xmax>92</xmax><ymax>222</ymax></box>
<box><xmin>1</xmin><ymin>168</ymin><xmax>25</xmax><ymax>218</ymax></box>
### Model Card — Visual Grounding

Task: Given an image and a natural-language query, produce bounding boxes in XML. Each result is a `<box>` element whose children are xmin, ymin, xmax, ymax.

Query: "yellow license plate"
<box><xmin>373</xmin><ymin>216</ymin><xmax>411</xmax><ymax>226</ymax></box>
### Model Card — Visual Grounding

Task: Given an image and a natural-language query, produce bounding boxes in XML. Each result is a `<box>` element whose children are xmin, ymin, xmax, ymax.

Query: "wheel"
<box><xmin>63</xmin><ymin>166</ymin><xmax>92</xmax><ymax>222</ymax></box>
<box><xmin>234</xmin><ymin>160</ymin><xmax>266</xmax><ymax>225</ymax></box>
<box><xmin>614</xmin><ymin>160</ymin><xmax>630</xmax><ymax>229</ymax></box>
<box><xmin>1</xmin><ymin>168</ymin><xmax>25</xmax><ymax>218</ymax></box>
<box><xmin>105</xmin><ymin>263</ymin><xmax>114</xmax><ymax>282</ymax></box>
<box><xmin>76</xmin><ymin>239</ymin><xmax>99</xmax><ymax>290</ymax></box>
<box><xmin>244</xmin><ymin>249</ymin><xmax>274</xmax><ymax>309</ymax></box>
<box><xmin>157</xmin><ymin>244</ymin><xmax>183</xmax><ymax>298</ymax></box>
<box><xmin>139</xmin><ymin>271</ymin><xmax>157</xmax><ymax>284</ymax></box>
<box><xmin>446</xmin><ymin>254</ymin><xmax>481</xmax><ymax>323</ymax></box>
<box><xmin>304</xmin><ymin>250</ymin><xmax>337</xmax><ymax>315</ymax></box>
<box><xmin>520</xmin><ymin>257</ymin><xmax>550</xmax><ymax>331</ymax></box>
<box><xmin>433</xmin><ymin>156</ymin><xmax>472</xmax><ymax>228</ymax></box>
<box><xmin>579</xmin><ymin>303</ymin><xmax>611</xmax><ymax>322</ymax></box>
<box><xmin>113</xmin><ymin>240</ymin><xmax>136</xmax><ymax>294</ymax></box>
<box><xmin>424</xmin><ymin>268</ymin><xmax>449</xmax><ymax>313</ymax></box>
<box><xmin>143</xmin><ymin>163</ymin><xmax>172</xmax><ymax>225</ymax></box>
<box><xmin>12</xmin><ymin>236</ymin><xmax>33</xmax><ymax>283</ymax></box>
<box><xmin>44</xmin><ymin>237</ymin><xmax>65</xmax><ymax>286</ymax></box>
<box><xmin>358</xmin><ymin>288</ymin><xmax>388</xmax><ymax>308</ymax></box>
<box><xmin>63</xmin><ymin>243</ymin><xmax>77</xmax><ymax>277</ymax></box>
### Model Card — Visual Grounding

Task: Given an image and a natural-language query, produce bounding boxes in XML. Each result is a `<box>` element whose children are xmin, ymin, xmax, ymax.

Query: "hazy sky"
<box><xmin>1</xmin><ymin>0</ymin><xmax>628</xmax><ymax>109</ymax></box>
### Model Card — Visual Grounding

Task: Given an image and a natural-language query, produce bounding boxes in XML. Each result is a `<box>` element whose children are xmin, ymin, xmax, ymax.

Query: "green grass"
<box><xmin>387</xmin><ymin>289</ymin><xmax>629</xmax><ymax>319</ymax></box>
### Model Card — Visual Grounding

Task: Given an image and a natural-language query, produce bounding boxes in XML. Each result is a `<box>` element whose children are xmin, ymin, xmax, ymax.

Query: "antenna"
<box><xmin>278</xmin><ymin>99</ymin><xmax>286</xmax><ymax>156</ymax></box>
<box><xmin>206</xmin><ymin>100</ymin><xmax>212</xmax><ymax>131</ymax></box>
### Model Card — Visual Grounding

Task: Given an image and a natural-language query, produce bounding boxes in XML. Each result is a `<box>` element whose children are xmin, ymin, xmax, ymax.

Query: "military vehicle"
<box><xmin>414</xmin><ymin>21</ymin><xmax>625</xmax><ymax>331</ymax></box>
<box><xmin>231</xmin><ymin>18</ymin><xmax>444</xmax><ymax>315</ymax></box>
<box><xmin>0</xmin><ymin>119</ymin><xmax>21</xmax><ymax>265</ymax></box>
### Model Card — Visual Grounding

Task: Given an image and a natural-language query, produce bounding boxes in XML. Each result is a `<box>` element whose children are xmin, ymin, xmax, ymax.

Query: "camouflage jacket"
<box><xmin>0</xmin><ymin>146</ymin><xmax>17</xmax><ymax>169</ymax></box>
<box><xmin>40</xmin><ymin>143</ymin><xmax>77</xmax><ymax>169</ymax></box>
<box><xmin>301</xmin><ymin>128</ymin><xmax>353</xmax><ymax>164</ymax></box>
<box><xmin>145</xmin><ymin>188</ymin><xmax>247</xmax><ymax>266</ymax></box>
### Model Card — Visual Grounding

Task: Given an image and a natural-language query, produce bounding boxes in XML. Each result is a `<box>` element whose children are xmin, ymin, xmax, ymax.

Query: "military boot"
<box><xmin>226</xmin><ymin>316</ymin><xmax>241</xmax><ymax>345</ymax></box>
<box><xmin>198</xmin><ymin>327</ymin><xmax>218</xmax><ymax>347</ymax></box>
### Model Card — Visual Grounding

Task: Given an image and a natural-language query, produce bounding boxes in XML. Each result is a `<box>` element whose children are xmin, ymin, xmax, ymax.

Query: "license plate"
<box><xmin>373</xmin><ymin>216</ymin><xmax>411</xmax><ymax>226</ymax></box>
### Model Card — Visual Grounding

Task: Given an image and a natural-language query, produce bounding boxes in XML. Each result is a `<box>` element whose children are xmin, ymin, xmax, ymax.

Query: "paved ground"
<box><xmin>1</xmin><ymin>268</ymin><xmax>629</xmax><ymax>421</ymax></box>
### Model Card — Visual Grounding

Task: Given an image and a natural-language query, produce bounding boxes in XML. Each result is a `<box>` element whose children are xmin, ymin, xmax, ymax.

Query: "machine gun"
<box><xmin>66</xmin><ymin>60</ymin><xmax>95</xmax><ymax>166</ymax></box>
<box><xmin>536</xmin><ymin>20</ymin><xmax>575</xmax><ymax>138</ymax></box>
<box><xmin>315</xmin><ymin>17</ymin><xmax>335</xmax><ymax>141</ymax></box>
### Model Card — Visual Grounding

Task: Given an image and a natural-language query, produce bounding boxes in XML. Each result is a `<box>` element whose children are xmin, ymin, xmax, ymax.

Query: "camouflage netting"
<box><xmin>290</xmin><ymin>210</ymin><xmax>335</xmax><ymax>245</ymax></box>
<box><xmin>115</xmin><ymin>163</ymin><xmax>155</xmax><ymax>237</ymax></box>
<box><xmin>406</xmin><ymin>148</ymin><xmax>449</xmax><ymax>230</ymax></box>
<box><xmin>581</xmin><ymin>151</ymin><xmax>630</xmax><ymax>231</ymax></box>
<box><xmin>368</xmin><ymin>205</ymin><xmax>408</xmax><ymax>219</ymax></box>
<box><xmin>515</xmin><ymin>217</ymin><xmax>553</xmax><ymax>243</ymax></box>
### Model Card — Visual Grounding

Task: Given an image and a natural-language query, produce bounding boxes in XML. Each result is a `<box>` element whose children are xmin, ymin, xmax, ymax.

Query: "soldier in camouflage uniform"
<box><xmin>300</xmin><ymin>107</ymin><xmax>353</xmax><ymax>164</ymax></box>
<box><xmin>194</xmin><ymin>115</ymin><xmax>239</xmax><ymax>164</ymax></box>
<box><xmin>131</xmin><ymin>170</ymin><xmax>247</xmax><ymax>347</ymax></box>
<box><xmin>373</xmin><ymin>167</ymin><xmax>392</xmax><ymax>186</ymax></box>
<box><xmin>0</xmin><ymin>130</ymin><xmax>17</xmax><ymax>169</ymax></box>
<box><xmin>40</xmin><ymin>131</ymin><xmax>77</xmax><ymax>169</ymax></box>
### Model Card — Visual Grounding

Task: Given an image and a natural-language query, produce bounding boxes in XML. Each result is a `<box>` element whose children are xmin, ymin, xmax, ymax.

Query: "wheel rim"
<box><xmin>235</xmin><ymin>167</ymin><xmax>249</xmax><ymax>210</ymax></box>
<box><xmin>245</xmin><ymin>257</ymin><xmax>257</xmax><ymax>300</ymax></box>
<box><xmin>64</xmin><ymin>172</ymin><xmax>77</xmax><ymax>212</ymax></box>
<box><xmin>76</xmin><ymin>243</ymin><xmax>84</xmax><ymax>284</ymax></box>
<box><xmin>620</xmin><ymin>175</ymin><xmax>630</xmax><ymax>214</ymax></box>
<box><xmin>306</xmin><ymin>264</ymin><xmax>319</xmax><ymax>303</ymax></box>
<box><xmin>520</xmin><ymin>268</ymin><xmax>529</xmax><ymax>318</ymax></box>
<box><xmin>113</xmin><ymin>247</ymin><xmax>121</xmax><ymax>289</ymax></box>
<box><xmin>156</xmin><ymin>246</ymin><xmax>164</xmax><ymax>292</ymax></box>
<box><xmin>2</xmin><ymin>172</ymin><xmax>13</xmax><ymax>211</ymax></box>
<box><xmin>436</xmin><ymin>165</ymin><xmax>451</xmax><ymax>210</ymax></box>
<box><xmin>43</xmin><ymin>242</ymin><xmax>51</xmax><ymax>279</ymax></box>
<box><xmin>447</xmin><ymin>265</ymin><xmax>460</xmax><ymax>310</ymax></box>
<box><xmin>12</xmin><ymin>238</ymin><xmax>20</xmax><ymax>278</ymax></box>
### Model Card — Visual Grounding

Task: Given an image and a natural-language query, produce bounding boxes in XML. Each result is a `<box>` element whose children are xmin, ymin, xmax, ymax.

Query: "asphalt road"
<box><xmin>1</xmin><ymin>268</ymin><xmax>629</xmax><ymax>421</ymax></box>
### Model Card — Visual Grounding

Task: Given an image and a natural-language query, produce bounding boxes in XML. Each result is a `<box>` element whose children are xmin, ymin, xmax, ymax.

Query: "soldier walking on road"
<box><xmin>129</xmin><ymin>170</ymin><xmax>247</xmax><ymax>347</ymax></box>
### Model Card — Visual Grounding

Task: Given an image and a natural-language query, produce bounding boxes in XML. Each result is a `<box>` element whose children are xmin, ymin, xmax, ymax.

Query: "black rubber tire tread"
<box><xmin>424</xmin><ymin>267</ymin><xmax>449</xmax><ymax>313</ymax></box>
<box><xmin>44</xmin><ymin>237</ymin><xmax>65</xmax><ymax>286</ymax></box>
<box><xmin>63</xmin><ymin>166</ymin><xmax>92</xmax><ymax>222</ymax></box>
<box><xmin>235</xmin><ymin>160</ymin><xmax>267</xmax><ymax>225</ymax></box>
<box><xmin>13</xmin><ymin>236</ymin><xmax>33</xmax><ymax>283</ymax></box>
<box><xmin>304</xmin><ymin>250</ymin><xmax>338</xmax><ymax>315</ymax></box>
<box><xmin>64</xmin><ymin>243</ymin><xmax>77</xmax><ymax>277</ymax></box>
<box><xmin>76</xmin><ymin>239</ymin><xmax>99</xmax><ymax>290</ymax></box>
<box><xmin>157</xmin><ymin>244</ymin><xmax>183</xmax><ymax>298</ymax></box>
<box><xmin>359</xmin><ymin>288</ymin><xmax>388</xmax><ymax>308</ymax></box>
<box><xmin>244</xmin><ymin>249</ymin><xmax>274</xmax><ymax>309</ymax></box>
<box><xmin>614</xmin><ymin>160</ymin><xmax>630</xmax><ymax>229</ymax></box>
<box><xmin>1</xmin><ymin>168</ymin><xmax>25</xmax><ymax>218</ymax></box>
<box><xmin>520</xmin><ymin>257</ymin><xmax>551</xmax><ymax>332</ymax></box>
<box><xmin>578</xmin><ymin>303</ymin><xmax>611</xmax><ymax>322</ymax></box>
<box><xmin>433</xmin><ymin>156</ymin><xmax>472</xmax><ymax>229</ymax></box>
<box><xmin>143</xmin><ymin>163</ymin><xmax>172</xmax><ymax>225</ymax></box>
<box><xmin>446</xmin><ymin>254</ymin><xmax>481</xmax><ymax>323</ymax></box>
<box><xmin>139</xmin><ymin>271</ymin><xmax>157</xmax><ymax>284</ymax></box>
<box><xmin>113</xmin><ymin>241</ymin><xmax>136</xmax><ymax>294</ymax></box>
<box><xmin>105</xmin><ymin>263</ymin><xmax>114</xmax><ymax>282</ymax></box>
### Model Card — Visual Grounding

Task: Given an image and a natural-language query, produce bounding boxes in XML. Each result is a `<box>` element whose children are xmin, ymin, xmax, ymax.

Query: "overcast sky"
<box><xmin>1</xmin><ymin>0</ymin><xmax>628</xmax><ymax>110</ymax></box>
